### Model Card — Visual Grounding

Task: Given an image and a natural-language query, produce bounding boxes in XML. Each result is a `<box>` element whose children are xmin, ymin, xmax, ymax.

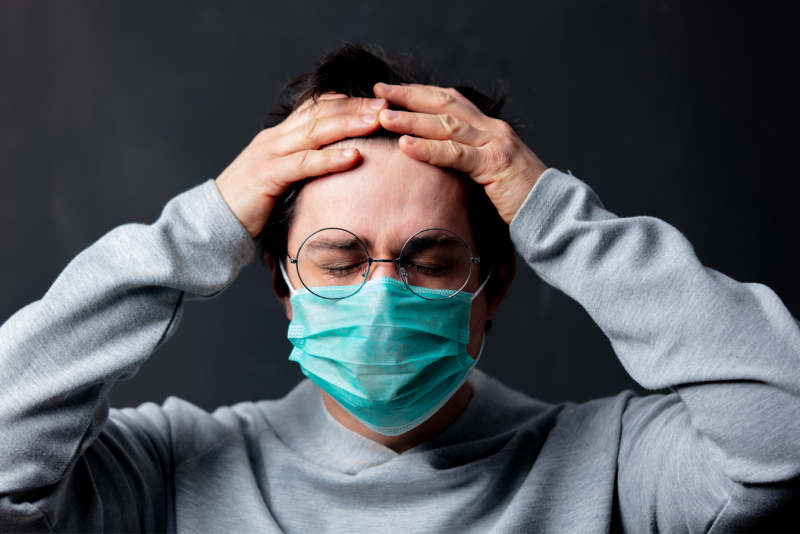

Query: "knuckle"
<box><xmin>303</xmin><ymin>96</ymin><xmax>335</xmax><ymax>118</ymax></box>
<box><xmin>445</xmin><ymin>87</ymin><xmax>464</xmax><ymax>99</ymax></box>
<box><xmin>446</xmin><ymin>141</ymin><xmax>465</xmax><ymax>160</ymax></box>
<box><xmin>252</xmin><ymin>143</ymin><xmax>272</xmax><ymax>157</ymax></box>
<box><xmin>310</xmin><ymin>99</ymin><xmax>329</xmax><ymax>117</ymax></box>
<box><xmin>300</xmin><ymin>118</ymin><xmax>320</xmax><ymax>140</ymax></box>
<box><xmin>438</xmin><ymin>114</ymin><xmax>461</xmax><ymax>136</ymax></box>
<box><xmin>252</xmin><ymin>129</ymin><xmax>273</xmax><ymax>145</ymax></box>
<box><xmin>294</xmin><ymin>150</ymin><xmax>314</xmax><ymax>171</ymax></box>
<box><xmin>354</xmin><ymin>97</ymin><xmax>370</xmax><ymax>113</ymax></box>
<box><xmin>321</xmin><ymin>148</ymin><xmax>337</xmax><ymax>163</ymax></box>
<box><xmin>500</xmin><ymin>135</ymin><xmax>519</xmax><ymax>152</ymax></box>
<box><xmin>434</xmin><ymin>90</ymin><xmax>457</xmax><ymax>107</ymax></box>
<box><xmin>495</xmin><ymin>119</ymin><xmax>517</xmax><ymax>137</ymax></box>
<box><xmin>294</xmin><ymin>99</ymin><xmax>317</xmax><ymax>118</ymax></box>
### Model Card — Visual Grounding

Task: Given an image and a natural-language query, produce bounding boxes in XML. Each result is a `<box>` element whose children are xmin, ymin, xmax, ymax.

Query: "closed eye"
<box><xmin>404</xmin><ymin>262</ymin><xmax>450</xmax><ymax>277</ymax></box>
<box><xmin>323</xmin><ymin>262</ymin><xmax>367</xmax><ymax>277</ymax></box>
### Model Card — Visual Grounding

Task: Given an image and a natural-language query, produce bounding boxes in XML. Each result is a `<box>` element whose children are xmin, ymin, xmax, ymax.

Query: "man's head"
<box><xmin>259</xmin><ymin>45</ymin><xmax>517</xmax><ymax>344</ymax></box>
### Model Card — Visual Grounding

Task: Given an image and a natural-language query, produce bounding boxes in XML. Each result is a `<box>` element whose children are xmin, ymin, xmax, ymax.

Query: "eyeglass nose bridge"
<box><xmin>365</xmin><ymin>258</ymin><xmax>407</xmax><ymax>282</ymax></box>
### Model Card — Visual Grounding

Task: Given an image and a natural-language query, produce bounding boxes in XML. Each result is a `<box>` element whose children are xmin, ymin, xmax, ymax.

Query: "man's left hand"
<box><xmin>374</xmin><ymin>83</ymin><xmax>548</xmax><ymax>225</ymax></box>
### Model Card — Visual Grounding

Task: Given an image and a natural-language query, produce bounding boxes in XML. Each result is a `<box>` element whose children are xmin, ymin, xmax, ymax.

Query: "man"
<box><xmin>1</xmin><ymin>44</ymin><xmax>798</xmax><ymax>532</ymax></box>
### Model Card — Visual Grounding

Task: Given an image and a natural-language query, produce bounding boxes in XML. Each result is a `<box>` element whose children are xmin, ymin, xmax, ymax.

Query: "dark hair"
<box><xmin>258</xmin><ymin>44</ymin><xmax>515</xmax><ymax>306</ymax></box>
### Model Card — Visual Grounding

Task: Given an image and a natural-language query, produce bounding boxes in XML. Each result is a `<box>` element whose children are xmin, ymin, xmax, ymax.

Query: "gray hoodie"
<box><xmin>1</xmin><ymin>169</ymin><xmax>798</xmax><ymax>532</ymax></box>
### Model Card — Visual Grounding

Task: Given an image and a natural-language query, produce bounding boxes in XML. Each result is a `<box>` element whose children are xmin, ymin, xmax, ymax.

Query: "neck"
<box><xmin>320</xmin><ymin>381</ymin><xmax>474</xmax><ymax>453</ymax></box>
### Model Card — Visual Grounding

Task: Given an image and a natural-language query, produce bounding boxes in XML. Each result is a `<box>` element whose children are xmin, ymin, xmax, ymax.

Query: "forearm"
<box><xmin>510</xmin><ymin>169</ymin><xmax>800</xmax><ymax>483</ymax></box>
<box><xmin>0</xmin><ymin>180</ymin><xmax>254</xmax><ymax>494</ymax></box>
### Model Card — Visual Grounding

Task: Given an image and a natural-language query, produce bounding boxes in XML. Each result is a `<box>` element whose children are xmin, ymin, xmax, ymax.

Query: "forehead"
<box><xmin>289</xmin><ymin>145</ymin><xmax>472</xmax><ymax>252</ymax></box>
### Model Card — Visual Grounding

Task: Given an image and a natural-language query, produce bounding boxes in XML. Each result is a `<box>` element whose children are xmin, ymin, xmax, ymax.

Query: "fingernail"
<box><xmin>341</xmin><ymin>148</ymin><xmax>356</xmax><ymax>158</ymax></box>
<box><xmin>369</xmin><ymin>99</ymin><xmax>385</xmax><ymax>110</ymax></box>
<box><xmin>361</xmin><ymin>114</ymin><xmax>376</xmax><ymax>123</ymax></box>
<box><xmin>385</xmin><ymin>109</ymin><xmax>399</xmax><ymax>120</ymax></box>
<box><xmin>404</xmin><ymin>136</ymin><xmax>417</xmax><ymax>145</ymax></box>
<box><xmin>378</xmin><ymin>83</ymin><xmax>393</xmax><ymax>93</ymax></box>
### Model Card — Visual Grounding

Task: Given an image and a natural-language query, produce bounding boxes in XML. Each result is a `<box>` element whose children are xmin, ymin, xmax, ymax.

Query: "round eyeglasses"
<box><xmin>287</xmin><ymin>228</ymin><xmax>481</xmax><ymax>300</ymax></box>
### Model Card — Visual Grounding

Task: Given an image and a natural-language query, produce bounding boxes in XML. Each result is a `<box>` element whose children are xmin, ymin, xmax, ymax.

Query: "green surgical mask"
<box><xmin>281</xmin><ymin>264</ymin><xmax>490</xmax><ymax>436</ymax></box>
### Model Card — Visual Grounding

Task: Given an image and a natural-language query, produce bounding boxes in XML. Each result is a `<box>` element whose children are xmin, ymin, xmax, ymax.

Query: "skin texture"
<box><xmin>216</xmin><ymin>84</ymin><xmax>547</xmax><ymax>452</ymax></box>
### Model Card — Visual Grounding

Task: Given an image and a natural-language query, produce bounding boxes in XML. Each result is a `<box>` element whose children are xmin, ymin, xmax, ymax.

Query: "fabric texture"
<box><xmin>1</xmin><ymin>170</ymin><xmax>798</xmax><ymax>533</ymax></box>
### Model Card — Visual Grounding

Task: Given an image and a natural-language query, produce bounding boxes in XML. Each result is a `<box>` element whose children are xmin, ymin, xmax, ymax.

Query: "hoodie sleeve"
<box><xmin>509</xmin><ymin>169</ymin><xmax>800</xmax><ymax>532</ymax></box>
<box><xmin>0</xmin><ymin>180</ymin><xmax>255</xmax><ymax>532</ymax></box>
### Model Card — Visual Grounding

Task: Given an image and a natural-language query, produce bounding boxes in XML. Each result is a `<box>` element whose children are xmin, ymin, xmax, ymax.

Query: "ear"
<box><xmin>485</xmin><ymin>253</ymin><xmax>516</xmax><ymax>321</ymax></box>
<box><xmin>265</xmin><ymin>255</ymin><xmax>293</xmax><ymax>321</ymax></box>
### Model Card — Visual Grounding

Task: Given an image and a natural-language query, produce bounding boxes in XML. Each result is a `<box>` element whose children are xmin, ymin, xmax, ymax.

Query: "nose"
<box><xmin>366</xmin><ymin>259</ymin><xmax>403</xmax><ymax>282</ymax></box>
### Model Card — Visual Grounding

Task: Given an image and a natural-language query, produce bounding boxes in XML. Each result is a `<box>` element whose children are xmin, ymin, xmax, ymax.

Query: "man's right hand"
<box><xmin>215</xmin><ymin>95</ymin><xmax>388</xmax><ymax>238</ymax></box>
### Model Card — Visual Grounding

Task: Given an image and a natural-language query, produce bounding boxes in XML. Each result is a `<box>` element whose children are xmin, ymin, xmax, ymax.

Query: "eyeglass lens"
<box><xmin>295</xmin><ymin>228</ymin><xmax>474</xmax><ymax>300</ymax></box>
<box><xmin>296</xmin><ymin>229</ymin><xmax>369</xmax><ymax>298</ymax></box>
<box><xmin>398</xmin><ymin>229</ymin><xmax>473</xmax><ymax>295</ymax></box>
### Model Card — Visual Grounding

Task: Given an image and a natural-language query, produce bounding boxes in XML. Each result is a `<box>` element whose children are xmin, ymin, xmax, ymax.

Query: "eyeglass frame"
<box><xmin>286</xmin><ymin>227</ymin><xmax>481</xmax><ymax>301</ymax></box>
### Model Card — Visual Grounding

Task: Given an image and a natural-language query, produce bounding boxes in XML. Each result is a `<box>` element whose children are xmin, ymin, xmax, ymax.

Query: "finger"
<box><xmin>278</xmin><ymin>94</ymin><xmax>348</xmax><ymax>131</ymax></box>
<box><xmin>294</xmin><ymin>93</ymin><xmax>348</xmax><ymax>114</ymax></box>
<box><xmin>398</xmin><ymin>135</ymin><xmax>484</xmax><ymax>176</ymax></box>
<box><xmin>406</xmin><ymin>84</ymin><xmax>472</xmax><ymax>105</ymax></box>
<box><xmin>374</xmin><ymin>83</ymin><xmax>485</xmax><ymax>125</ymax></box>
<box><xmin>270</xmin><ymin>113</ymin><xmax>381</xmax><ymax>156</ymax></box>
<box><xmin>380</xmin><ymin>109</ymin><xmax>492</xmax><ymax>146</ymax></box>
<box><xmin>276</xmin><ymin>96</ymin><xmax>388</xmax><ymax>134</ymax></box>
<box><xmin>296</xmin><ymin>95</ymin><xmax>387</xmax><ymax>119</ymax></box>
<box><xmin>266</xmin><ymin>148</ymin><xmax>361</xmax><ymax>193</ymax></box>
<box><xmin>217</xmin><ymin>147</ymin><xmax>360</xmax><ymax>238</ymax></box>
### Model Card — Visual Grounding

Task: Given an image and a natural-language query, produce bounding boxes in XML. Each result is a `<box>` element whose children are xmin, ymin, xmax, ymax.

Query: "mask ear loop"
<box><xmin>473</xmin><ymin>335</ymin><xmax>486</xmax><ymax>364</ymax></box>
<box><xmin>470</xmin><ymin>264</ymin><xmax>494</xmax><ymax>301</ymax></box>
<box><xmin>470</xmin><ymin>264</ymin><xmax>494</xmax><ymax>365</ymax></box>
<box><xmin>279</xmin><ymin>260</ymin><xmax>300</xmax><ymax>297</ymax></box>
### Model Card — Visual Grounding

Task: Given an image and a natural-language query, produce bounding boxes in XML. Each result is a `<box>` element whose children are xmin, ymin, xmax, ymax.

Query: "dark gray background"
<box><xmin>1</xmin><ymin>1</ymin><xmax>798</xmax><ymax>411</ymax></box>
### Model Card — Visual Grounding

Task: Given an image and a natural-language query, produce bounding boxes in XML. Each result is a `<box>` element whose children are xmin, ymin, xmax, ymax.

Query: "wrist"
<box><xmin>494</xmin><ymin>160</ymin><xmax>548</xmax><ymax>225</ymax></box>
<box><xmin>214</xmin><ymin>178</ymin><xmax>271</xmax><ymax>239</ymax></box>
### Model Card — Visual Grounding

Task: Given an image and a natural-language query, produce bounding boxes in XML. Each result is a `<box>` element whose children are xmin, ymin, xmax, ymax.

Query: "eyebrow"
<box><xmin>300</xmin><ymin>231</ymin><xmax>465</xmax><ymax>256</ymax></box>
<box><xmin>403</xmin><ymin>234</ymin><xmax>463</xmax><ymax>252</ymax></box>
<box><xmin>304</xmin><ymin>236</ymin><xmax>367</xmax><ymax>253</ymax></box>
